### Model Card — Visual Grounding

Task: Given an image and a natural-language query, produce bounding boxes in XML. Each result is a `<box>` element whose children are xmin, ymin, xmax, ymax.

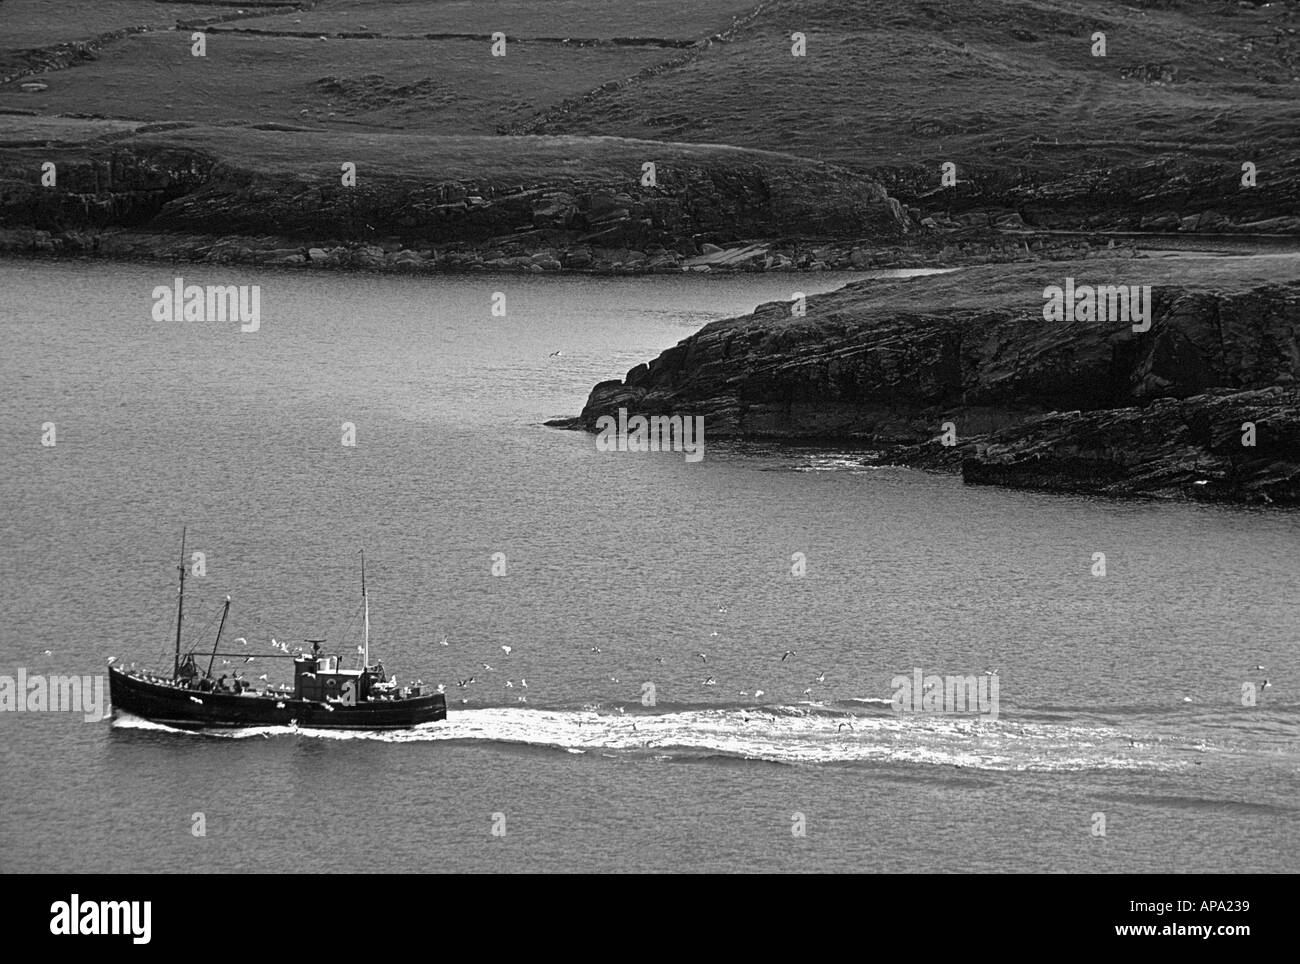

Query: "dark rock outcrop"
<box><xmin>963</xmin><ymin>387</ymin><xmax>1300</xmax><ymax>503</ymax></box>
<box><xmin>567</xmin><ymin>257</ymin><xmax>1300</xmax><ymax>503</ymax></box>
<box><xmin>0</xmin><ymin>124</ymin><xmax>909</xmax><ymax>257</ymax></box>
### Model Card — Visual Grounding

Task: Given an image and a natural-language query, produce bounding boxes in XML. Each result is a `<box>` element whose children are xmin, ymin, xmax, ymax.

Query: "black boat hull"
<box><xmin>108</xmin><ymin>666</ymin><xmax>446</xmax><ymax>730</ymax></box>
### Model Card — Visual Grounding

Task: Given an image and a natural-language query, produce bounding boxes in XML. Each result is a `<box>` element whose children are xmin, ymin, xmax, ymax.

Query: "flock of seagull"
<box><xmin>440</xmin><ymin>640</ymin><xmax>532</xmax><ymax>704</ymax></box>
<box><xmin>431</xmin><ymin>607</ymin><xmax>853</xmax><ymax>710</ymax></box>
<box><xmin>426</xmin><ymin>636</ymin><xmax>1283</xmax><ymax>714</ymax></box>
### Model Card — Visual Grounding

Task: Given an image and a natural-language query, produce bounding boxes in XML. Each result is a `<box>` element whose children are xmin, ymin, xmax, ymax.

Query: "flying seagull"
<box><xmin>781</xmin><ymin>650</ymin><xmax>796</xmax><ymax>662</ymax></box>
<box><xmin>501</xmin><ymin>645</ymin><xmax>512</xmax><ymax>655</ymax></box>
<box><xmin>695</xmin><ymin>652</ymin><xmax>708</xmax><ymax>663</ymax></box>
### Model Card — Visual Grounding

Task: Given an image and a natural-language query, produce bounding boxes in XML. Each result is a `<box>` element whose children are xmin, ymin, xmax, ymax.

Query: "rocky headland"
<box><xmin>557</xmin><ymin>256</ymin><xmax>1300</xmax><ymax>504</ymax></box>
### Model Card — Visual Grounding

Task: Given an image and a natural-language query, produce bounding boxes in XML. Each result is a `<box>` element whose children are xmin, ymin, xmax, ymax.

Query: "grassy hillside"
<box><xmin>1</xmin><ymin>0</ymin><xmax>1297</xmax><ymax>255</ymax></box>
<box><xmin>4</xmin><ymin>30</ymin><xmax>676</xmax><ymax>133</ymax></box>
<box><xmin>522</xmin><ymin>0</ymin><xmax>1300</xmax><ymax>193</ymax></box>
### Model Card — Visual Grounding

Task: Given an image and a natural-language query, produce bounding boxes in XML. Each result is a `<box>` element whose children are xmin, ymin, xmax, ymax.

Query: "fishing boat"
<box><xmin>108</xmin><ymin>531</ymin><xmax>447</xmax><ymax>730</ymax></box>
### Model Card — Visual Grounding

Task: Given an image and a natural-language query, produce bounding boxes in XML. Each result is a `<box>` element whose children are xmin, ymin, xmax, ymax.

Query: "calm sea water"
<box><xmin>1</xmin><ymin>258</ymin><xmax>1297</xmax><ymax>873</ymax></box>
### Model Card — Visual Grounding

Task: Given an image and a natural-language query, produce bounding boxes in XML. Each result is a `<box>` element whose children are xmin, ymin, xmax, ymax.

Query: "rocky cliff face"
<box><xmin>0</xmin><ymin>145</ymin><xmax>214</xmax><ymax>230</ymax></box>
<box><xmin>873</xmin><ymin>157</ymin><xmax>1300</xmax><ymax>239</ymax></box>
<box><xmin>567</xmin><ymin>257</ymin><xmax>1300</xmax><ymax>503</ymax></box>
<box><xmin>150</xmin><ymin>161</ymin><xmax>907</xmax><ymax>249</ymax></box>
<box><xmin>0</xmin><ymin>128</ymin><xmax>909</xmax><ymax>257</ymax></box>
<box><xmin>963</xmin><ymin>387</ymin><xmax>1300</xmax><ymax>504</ymax></box>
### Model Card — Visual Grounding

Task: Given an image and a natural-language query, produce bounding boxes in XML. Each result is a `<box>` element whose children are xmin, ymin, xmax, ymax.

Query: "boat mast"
<box><xmin>174</xmin><ymin>527</ymin><xmax>187</xmax><ymax>679</ymax></box>
<box><xmin>206</xmin><ymin>595</ymin><xmax>231</xmax><ymax>678</ymax></box>
<box><xmin>360</xmin><ymin>550</ymin><xmax>369</xmax><ymax>669</ymax></box>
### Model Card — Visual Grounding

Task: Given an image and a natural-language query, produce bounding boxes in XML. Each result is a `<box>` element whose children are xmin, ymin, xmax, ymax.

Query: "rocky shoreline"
<box><xmin>1</xmin><ymin>118</ymin><xmax>1295</xmax><ymax>278</ymax></box>
<box><xmin>960</xmin><ymin>386</ymin><xmax>1300</xmax><ymax>504</ymax></box>
<box><xmin>554</xmin><ymin>257</ymin><xmax>1300</xmax><ymax>505</ymax></box>
<box><xmin>0</xmin><ymin>224</ymin><xmax>1150</xmax><ymax>275</ymax></box>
